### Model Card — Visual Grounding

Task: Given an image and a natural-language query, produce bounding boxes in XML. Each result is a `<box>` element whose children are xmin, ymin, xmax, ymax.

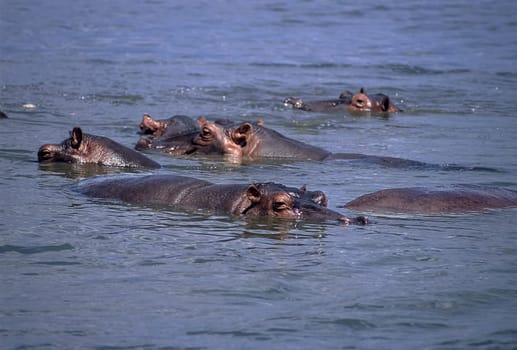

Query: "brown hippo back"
<box><xmin>345</xmin><ymin>184</ymin><xmax>517</xmax><ymax>214</ymax></box>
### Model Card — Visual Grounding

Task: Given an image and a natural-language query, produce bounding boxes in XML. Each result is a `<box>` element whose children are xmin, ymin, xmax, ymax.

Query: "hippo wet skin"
<box><xmin>78</xmin><ymin>174</ymin><xmax>367</xmax><ymax>224</ymax></box>
<box><xmin>38</xmin><ymin>127</ymin><xmax>160</xmax><ymax>168</ymax></box>
<box><xmin>284</xmin><ymin>88</ymin><xmax>401</xmax><ymax>113</ymax></box>
<box><xmin>344</xmin><ymin>184</ymin><xmax>517</xmax><ymax>214</ymax></box>
<box><xmin>139</xmin><ymin>114</ymin><xmax>200</xmax><ymax>138</ymax></box>
<box><xmin>195</xmin><ymin>119</ymin><xmax>428</xmax><ymax>167</ymax></box>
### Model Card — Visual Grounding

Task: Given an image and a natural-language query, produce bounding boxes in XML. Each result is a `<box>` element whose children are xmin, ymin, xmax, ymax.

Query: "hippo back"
<box><xmin>345</xmin><ymin>184</ymin><xmax>517</xmax><ymax>214</ymax></box>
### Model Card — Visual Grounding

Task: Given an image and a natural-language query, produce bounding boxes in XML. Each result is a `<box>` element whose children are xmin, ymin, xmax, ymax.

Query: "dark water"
<box><xmin>2</xmin><ymin>1</ymin><xmax>517</xmax><ymax>349</ymax></box>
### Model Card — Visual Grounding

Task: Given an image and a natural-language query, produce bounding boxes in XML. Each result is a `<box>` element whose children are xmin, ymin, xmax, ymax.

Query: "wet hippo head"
<box><xmin>38</xmin><ymin>127</ymin><xmax>87</xmax><ymax>163</ymax></box>
<box><xmin>243</xmin><ymin>183</ymin><xmax>366</xmax><ymax>224</ymax></box>
<box><xmin>349</xmin><ymin>88</ymin><xmax>399</xmax><ymax>112</ymax></box>
<box><xmin>139</xmin><ymin>114</ymin><xmax>167</xmax><ymax>136</ymax></box>
<box><xmin>38</xmin><ymin>127</ymin><xmax>160</xmax><ymax>168</ymax></box>
<box><xmin>138</xmin><ymin>114</ymin><xmax>200</xmax><ymax>138</ymax></box>
<box><xmin>192</xmin><ymin>117</ymin><xmax>243</xmax><ymax>158</ymax></box>
<box><xmin>349</xmin><ymin>88</ymin><xmax>374</xmax><ymax>111</ymax></box>
<box><xmin>283</xmin><ymin>97</ymin><xmax>304</xmax><ymax>109</ymax></box>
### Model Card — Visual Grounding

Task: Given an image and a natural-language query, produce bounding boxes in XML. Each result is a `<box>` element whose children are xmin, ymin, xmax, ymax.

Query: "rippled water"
<box><xmin>1</xmin><ymin>1</ymin><xmax>517</xmax><ymax>349</ymax></box>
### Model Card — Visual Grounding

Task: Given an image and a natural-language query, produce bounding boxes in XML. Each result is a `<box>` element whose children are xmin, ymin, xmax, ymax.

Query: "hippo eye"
<box><xmin>273</xmin><ymin>201</ymin><xmax>289</xmax><ymax>211</ymax></box>
<box><xmin>201</xmin><ymin>127</ymin><xmax>213</xmax><ymax>140</ymax></box>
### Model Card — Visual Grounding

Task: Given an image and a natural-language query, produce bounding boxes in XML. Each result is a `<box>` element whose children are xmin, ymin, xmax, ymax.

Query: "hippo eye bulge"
<box><xmin>273</xmin><ymin>201</ymin><xmax>289</xmax><ymax>211</ymax></box>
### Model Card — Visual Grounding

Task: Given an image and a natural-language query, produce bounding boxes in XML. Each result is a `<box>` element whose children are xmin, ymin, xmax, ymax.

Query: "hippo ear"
<box><xmin>197</xmin><ymin>116</ymin><xmax>207</xmax><ymax>127</ymax></box>
<box><xmin>380</xmin><ymin>96</ymin><xmax>390</xmax><ymax>111</ymax></box>
<box><xmin>71</xmin><ymin>127</ymin><xmax>83</xmax><ymax>149</ymax></box>
<box><xmin>360</xmin><ymin>87</ymin><xmax>365</xmax><ymax>94</ymax></box>
<box><xmin>232</xmin><ymin>122</ymin><xmax>253</xmax><ymax>146</ymax></box>
<box><xmin>236</xmin><ymin>122</ymin><xmax>253</xmax><ymax>135</ymax></box>
<box><xmin>299</xmin><ymin>184</ymin><xmax>307</xmax><ymax>193</ymax></box>
<box><xmin>246</xmin><ymin>183</ymin><xmax>261</xmax><ymax>203</ymax></box>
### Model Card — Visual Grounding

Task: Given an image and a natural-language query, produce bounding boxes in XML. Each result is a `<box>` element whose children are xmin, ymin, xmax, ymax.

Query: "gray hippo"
<box><xmin>77</xmin><ymin>174</ymin><xmax>367</xmax><ymax>224</ymax></box>
<box><xmin>38</xmin><ymin>127</ymin><xmax>160</xmax><ymax>168</ymax></box>
<box><xmin>0</xmin><ymin>111</ymin><xmax>7</xmax><ymax>118</ymax></box>
<box><xmin>134</xmin><ymin>116</ymin><xmax>494</xmax><ymax>171</ymax></box>
<box><xmin>194</xmin><ymin>118</ymin><xmax>433</xmax><ymax>167</ymax></box>
<box><xmin>136</xmin><ymin>116</ymin><xmax>425</xmax><ymax>167</ymax></box>
<box><xmin>344</xmin><ymin>184</ymin><xmax>517</xmax><ymax>214</ymax></box>
<box><xmin>284</xmin><ymin>88</ymin><xmax>401</xmax><ymax>113</ymax></box>
<box><xmin>139</xmin><ymin>114</ymin><xmax>200</xmax><ymax>138</ymax></box>
<box><xmin>136</xmin><ymin>115</ymin><xmax>260</xmax><ymax>157</ymax></box>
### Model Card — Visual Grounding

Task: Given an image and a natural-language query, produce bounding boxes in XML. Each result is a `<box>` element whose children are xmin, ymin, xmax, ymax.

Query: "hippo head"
<box><xmin>38</xmin><ymin>127</ymin><xmax>89</xmax><ymax>164</ymax></box>
<box><xmin>283</xmin><ymin>97</ymin><xmax>304</xmax><ymax>109</ymax></box>
<box><xmin>138</xmin><ymin>114</ymin><xmax>168</xmax><ymax>137</ymax></box>
<box><xmin>242</xmin><ymin>183</ymin><xmax>367</xmax><ymax>224</ymax></box>
<box><xmin>192</xmin><ymin>117</ymin><xmax>244</xmax><ymax>158</ymax></box>
<box><xmin>349</xmin><ymin>88</ymin><xmax>395</xmax><ymax>112</ymax></box>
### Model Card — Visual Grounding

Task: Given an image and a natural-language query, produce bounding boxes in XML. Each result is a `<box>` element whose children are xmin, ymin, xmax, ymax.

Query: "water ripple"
<box><xmin>0</xmin><ymin>243</ymin><xmax>74</xmax><ymax>254</ymax></box>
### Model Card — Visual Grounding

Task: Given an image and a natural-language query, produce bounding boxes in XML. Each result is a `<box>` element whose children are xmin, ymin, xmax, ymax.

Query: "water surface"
<box><xmin>1</xmin><ymin>1</ymin><xmax>517</xmax><ymax>349</ymax></box>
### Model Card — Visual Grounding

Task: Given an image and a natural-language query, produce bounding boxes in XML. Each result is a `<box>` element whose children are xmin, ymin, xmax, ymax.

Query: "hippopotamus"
<box><xmin>0</xmin><ymin>111</ymin><xmax>8</xmax><ymax>118</ymax></box>
<box><xmin>77</xmin><ymin>174</ymin><xmax>367</xmax><ymax>224</ymax></box>
<box><xmin>344</xmin><ymin>184</ymin><xmax>517</xmax><ymax>214</ymax></box>
<box><xmin>38</xmin><ymin>127</ymin><xmax>160</xmax><ymax>168</ymax></box>
<box><xmin>194</xmin><ymin>118</ymin><xmax>428</xmax><ymax>167</ymax></box>
<box><xmin>134</xmin><ymin>116</ymin><xmax>493</xmax><ymax>171</ymax></box>
<box><xmin>135</xmin><ymin>115</ymin><xmax>261</xmax><ymax>157</ymax></box>
<box><xmin>139</xmin><ymin>114</ymin><xmax>199</xmax><ymax>138</ymax></box>
<box><xmin>284</xmin><ymin>88</ymin><xmax>401</xmax><ymax>113</ymax></box>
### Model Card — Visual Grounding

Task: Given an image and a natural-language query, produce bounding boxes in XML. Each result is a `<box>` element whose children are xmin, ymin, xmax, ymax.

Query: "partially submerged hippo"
<box><xmin>344</xmin><ymin>184</ymin><xmax>517</xmax><ymax>214</ymax></box>
<box><xmin>136</xmin><ymin>115</ymin><xmax>260</xmax><ymax>157</ymax></box>
<box><xmin>284</xmin><ymin>88</ymin><xmax>401</xmax><ymax>113</ymax></box>
<box><xmin>283</xmin><ymin>90</ymin><xmax>353</xmax><ymax>112</ymax></box>
<box><xmin>136</xmin><ymin>115</ymin><xmax>423</xmax><ymax>166</ymax></box>
<box><xmin>194</xmin><ymin>118</ymin><xmax>428</xmax><ymax>167</ymax></box>
<box><xmin>0</xmin><ymin>111</ymin><xmax>8</xmax><ymax>118</ymax></box>
<box><xmin>78</xmin><ymin>174</ymin><xmax>367</xmax><ymax>224</ymax></box>
<box><xmin>139</xmin><ymin>114</ymin><xmax>200</xmax><ymax>138</ymax></box>
<box><xmin>38</xmin><ymin>127</ymin><xmax>160</xmax><ymax>168</ymax></box>
<box><xmin>134</xmin><ymin>116</ymin><xmax>492</xmax><ymax>171</ymax></box>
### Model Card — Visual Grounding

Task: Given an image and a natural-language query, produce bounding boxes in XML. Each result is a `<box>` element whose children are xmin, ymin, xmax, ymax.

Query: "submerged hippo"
<box><xmin>344</xmin><ymin>184</ymin><xmax>517</xmax><ymax>214</ymax></box>
<box><xmin>77</xmin><ymin>174</ymin><xmax>367</xmax><ymax>224</ymax></box>
<box><xmin>283</xmin><ymin>90</ymin><xmax>353</xmax><ymax>112</ymax></box>
<box><xmin>38</xmin><ymin>127</ymin><xmax>160</xmax><ymax>168</ymax></box>
<box><xmin>136</xmin><ymin>115</ymin><xmax>261</xmax><ymax>157</ymax></box>
<box><xmin>284</xmin><ymin>88</ymin><xmax>401</xmax><ymax>113</ymax></box>
<box><xmin>139</xmin><ymin>114</ymin><xmax>199</xmax><ymax>138</ymax></box>
<box><xmin>194</xmin><ymin>118</ymin><xmax>428</xmax><ymax>167</ymax></box>
<box><xmin>0</xmin><ymin>111</ymin><xmax>8</xmax><ymax>118</ymax></box>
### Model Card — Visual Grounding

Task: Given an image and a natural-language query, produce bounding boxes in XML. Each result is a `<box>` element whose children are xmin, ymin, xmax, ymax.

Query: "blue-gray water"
<box><xmin>1</xmin><ymin>1</ymin><xmax>517</xmax><ymax>349</ymax></box>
